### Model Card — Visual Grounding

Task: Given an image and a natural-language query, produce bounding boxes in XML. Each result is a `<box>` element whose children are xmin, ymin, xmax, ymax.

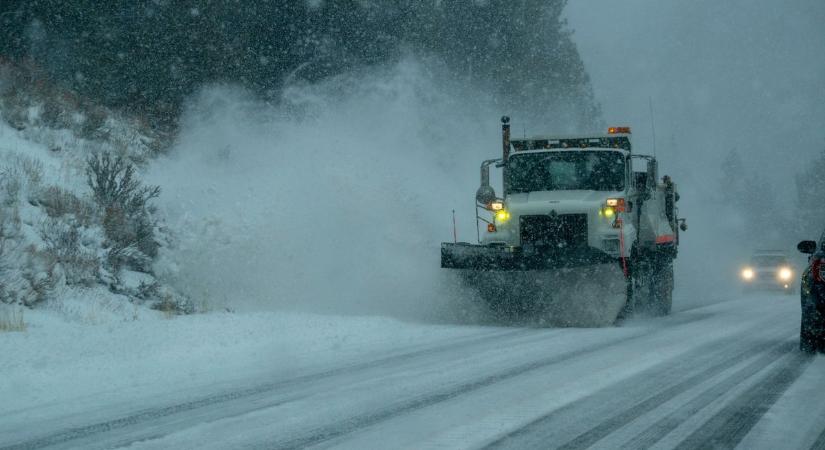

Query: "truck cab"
<box><xmin>441</xmin><ymin>117</ymin><xmax>684</xmax><ymax>323</ymax></box>
<box><xmin>475</xmin><ymin>128</ymin><xmax>678</xmax><ymax>268</ymax></box>
<box><xmin>482</xmin><ymin>146</ymin><xmax>634</xmax><ymax>263</ymax></box>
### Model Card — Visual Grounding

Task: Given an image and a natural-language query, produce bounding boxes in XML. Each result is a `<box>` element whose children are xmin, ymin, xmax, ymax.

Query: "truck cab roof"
<box><xmin>511</xmin><ymin>134</ymin><xmax>631</xmax><ymax>152</ymax></box>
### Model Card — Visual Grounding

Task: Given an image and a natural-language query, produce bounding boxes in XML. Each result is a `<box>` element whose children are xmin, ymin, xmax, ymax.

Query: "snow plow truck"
<box><xmin>441</xmin><ymin>117</ymin><xmax>686</xmax><ymax>326</ymax></box>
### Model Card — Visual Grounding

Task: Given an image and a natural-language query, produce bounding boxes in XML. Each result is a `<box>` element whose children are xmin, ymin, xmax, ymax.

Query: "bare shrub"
<box><xmin>0</xmin><ymin>213</ymin><xmax>25</xmax><ymax>305</ymax></box>
<box><xmin>0</xmin><ymin>173</ymin><xmax>21</xmax><ymax>206</ymax></box>
<box><xmin>87</xmin><ymin>153</ymin><xmax>159</xmax><ymax>212</ymax></box>
<box><xmin>0</xmin><ymin>153</ymin><xmax>44</xmax><ymax>207</ymax></box>
<box><xmin>8</xmin><ymin>153</ymin><xmax>44</xmax><ymax>186</ymax></box>
<box><xmin>87</xmin><ymin>153</ymin><xmax>160</xmax><ymax>271</ymax></box>
<box><xmin>38</xmin><ymin>186</ymin><xmax>96</xmax><ymax>226</ymax></box>
<box><xmin>39</xmin><ymin>218</ymin><xmax>100</xmax><ymax>286</ymax></box>
<box><xmin>151</xmin><ymin>292</ymin><xmax>195</xmax><ymax>316</ymax></box>
<box><xmin>107</xmin><ymin>243</ymin><xmax>152</xmax><ymax>273</ymax></box>
<box><xmin>23</xmin><ymin>259</ymin><xmax>61</xmax><ymax>304</ymax></box>
<box><xmin>0</xmin><ymin>88</ymin><xmax>30</xmax><ymax>131</ymax></box>
<box><xmin>126</xmin><ymin>278</ymin><xmax>193</xmax><ymax>315</ymax></box>
<box><xmin>79</xmin><ymin>106</ymin><xmax>107</xmax><ymax>139</ymax></box>
<box><xmin>41</xmin><ymin>99</ymin><xmax>63</xmax><ymax>128</ymax></box>
<box><xmin>103</xmin><ymin>205</ymin><xmax>157</xmax><ymax>270</ymax></box>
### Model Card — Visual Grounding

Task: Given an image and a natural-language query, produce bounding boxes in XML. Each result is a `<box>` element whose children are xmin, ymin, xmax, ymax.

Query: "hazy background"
<box><xmin>2</xmin><ymin>0</ymin><xmax>824</xmax><ymax>318</ymax></box>
<box><xmin>150</xmin><ymin>0</ymin><xmax>825</xmax><ymax>315</ymax></box>
<box><xmin>567</xmin><ymin>0</ymin><xmax>825</xmax><ymax>304</ymax></box>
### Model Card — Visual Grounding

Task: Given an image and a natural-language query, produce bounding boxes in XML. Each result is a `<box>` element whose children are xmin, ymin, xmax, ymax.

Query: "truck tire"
<box><xmin>650</xmin><ymin>261</ymin><xmax>674</xmax><ymax>316</ymax></box>
<box><xmin>626</xmin><ymin>248</ymin><xmax>672</xmax><ymax>317</ymax></box>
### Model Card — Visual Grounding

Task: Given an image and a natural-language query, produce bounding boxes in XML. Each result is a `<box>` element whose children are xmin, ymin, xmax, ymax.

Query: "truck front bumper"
<box><xmin>441</xmin><ymin>242</ymin><xmax>616</xmax><ymax>271</ymax></box>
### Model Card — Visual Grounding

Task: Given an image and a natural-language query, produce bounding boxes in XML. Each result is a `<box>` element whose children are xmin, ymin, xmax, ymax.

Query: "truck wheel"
<box><xmin>649</xmin><ymin>260</ymin><xmax>673</xmax><ymax>316</ymax></box>
<box><xmin>626</xmin><ymin>251</ymin><xmax>654</xmax><ymax>315</ymax></box>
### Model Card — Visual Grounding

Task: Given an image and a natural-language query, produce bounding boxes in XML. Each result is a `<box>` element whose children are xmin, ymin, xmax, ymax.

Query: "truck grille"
<box><xmin>520</xmin><ymin>214</ymin><xmax>588</xmax><ymax>249</ymax></box>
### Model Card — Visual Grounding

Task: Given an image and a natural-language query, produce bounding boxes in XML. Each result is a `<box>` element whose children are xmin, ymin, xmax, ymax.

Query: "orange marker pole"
<box><xmin>452</xmin><ymin>209</ymin><xmax>457</xmax><ymax>244</ymax></box>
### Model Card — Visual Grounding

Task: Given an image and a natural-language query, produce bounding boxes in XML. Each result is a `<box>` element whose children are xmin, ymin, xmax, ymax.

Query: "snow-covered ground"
<box><xmin>2</xmin><ymin>12</ymin><xmax>823</xmax><ymax>448</ymax></box>
<box><xmin>1</xmin><ymin>291</ymin><xmax>823</xmax><ymax>449</ymax></box>
<box><xmin>0</xmin><ymin>304</ymin><xmax>488</xmax><ymax>415</ymax></box>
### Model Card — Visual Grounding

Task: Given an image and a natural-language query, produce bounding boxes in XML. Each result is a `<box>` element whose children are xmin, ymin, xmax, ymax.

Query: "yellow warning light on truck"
<box><xmin>608</xmin><ymin>126</ymin><xmax>631</xmax><ymax>134</ymax></box>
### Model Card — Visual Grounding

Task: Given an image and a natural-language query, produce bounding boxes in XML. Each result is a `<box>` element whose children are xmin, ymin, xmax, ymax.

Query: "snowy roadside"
<box><xmin>0</xmin><ymin>306</ymin><xmax>490</xmax><ymax>416</ymax></box>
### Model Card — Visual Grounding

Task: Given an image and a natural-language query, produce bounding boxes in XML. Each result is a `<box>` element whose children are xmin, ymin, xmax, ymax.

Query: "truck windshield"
<box><xmin>507</xmin><ymin>151</ymin><xmax>626</xmax><ymax>193</ymax></box>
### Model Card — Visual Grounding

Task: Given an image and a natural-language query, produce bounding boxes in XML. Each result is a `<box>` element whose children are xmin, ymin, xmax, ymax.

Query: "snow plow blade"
<box><xmin>442</xmin><ymin>243</ymin><xmax>627</xmax><ymax>327</ymax></box>
<box><xmin>441</xmin><ymin>242</ymin><xmax>615</xmax><ymax>271</ymax></box>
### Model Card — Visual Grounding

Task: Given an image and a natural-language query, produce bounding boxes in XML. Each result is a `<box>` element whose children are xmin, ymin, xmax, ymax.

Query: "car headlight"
<box><xmin>779</xmin><ymin>267</ymin><xmax>792</xmax><ymax>280</ymax></box>
<box><xmin>741</xmin><ymin>268</ymin><xmax>754</xmax><ymax>280</ymax></box>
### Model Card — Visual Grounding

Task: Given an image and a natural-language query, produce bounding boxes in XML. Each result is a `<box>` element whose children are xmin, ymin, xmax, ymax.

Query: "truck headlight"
<box><xmin>495</xmin><ymin>210</ymin><xmax>511</xmax><ymax>222</ymax></box>
<box><xmin>779</xmin><ymin>267</ymin><xmax>792</xmax><ymax>280</ymax></box>
<box><xmin>601</xmin><ymin>206</ymin><xmax>615</xmax><ymax>218</ymax></box>
<box><xmin>741</xmin><ymin>268</ymin><xmax>754</xmax><ymax>280</ymax></box>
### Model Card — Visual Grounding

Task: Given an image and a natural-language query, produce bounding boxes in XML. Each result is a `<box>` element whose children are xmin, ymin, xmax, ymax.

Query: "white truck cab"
<box><xmin>481</xmin><ymin>147</ymin><xmax>636</xmax><ymax>262</ymax></box>
<box><xmin>441</xmin><ymin>117</ymin><xmax>686</xmax><ymax>322</ymax></box>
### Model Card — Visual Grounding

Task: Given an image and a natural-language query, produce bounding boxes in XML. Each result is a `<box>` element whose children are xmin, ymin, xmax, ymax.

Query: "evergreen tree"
<box><xmin>0</xmin><ymin>0</ymin><xmax>598</xmax><ymax>129</ymax></box>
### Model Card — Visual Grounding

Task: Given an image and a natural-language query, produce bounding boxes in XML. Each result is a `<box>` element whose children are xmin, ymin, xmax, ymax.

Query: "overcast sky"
<box><xmin>566</xmin><ymin>0</ymin><xmax>825</xmax><ymax>190</ymax></box>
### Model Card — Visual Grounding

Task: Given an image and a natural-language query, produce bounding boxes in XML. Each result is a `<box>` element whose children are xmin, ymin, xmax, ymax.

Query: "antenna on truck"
<box><xmin>648</xmin><ymin>97</ymin><xmax>658</xmax><ymax>158</ymax></box>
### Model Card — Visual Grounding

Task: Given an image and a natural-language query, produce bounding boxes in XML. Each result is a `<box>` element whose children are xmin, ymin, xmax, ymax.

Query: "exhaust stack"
<box><xmin>501</xmin><ymin>115</ymin><xmax>510</xmax><ymax>195</ymax></box>
<box><xmin>501</xmin><ymin>116</ymin><xmax>510</xmax><ymax>161</ymax></box>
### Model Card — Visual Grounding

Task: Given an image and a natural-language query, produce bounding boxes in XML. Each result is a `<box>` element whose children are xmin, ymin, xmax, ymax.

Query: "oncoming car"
<box><xmin>798</xmin><ymin>230</ymin><xmax>825</xmax><ymax>353</ymax></box>
<box><xmin>740</xmin><ymin>250</ymin><xmax>795</xmax><ymax>293</ymax></box>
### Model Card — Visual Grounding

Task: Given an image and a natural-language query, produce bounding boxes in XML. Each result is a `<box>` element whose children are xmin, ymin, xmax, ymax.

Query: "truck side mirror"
<box><xmin>476</xmin><ymin>159</ymin><xmax>500</xmax><ymax>206</ymax></box>
<box><xmin>476</xmin><ymin>185</ymin><xmax>496</xmax><ymax>206</ymax></box>
<box><xmin>798</xmin><ymin>240</ymin><xmax>817</xmax><ymax>254</ymax></box>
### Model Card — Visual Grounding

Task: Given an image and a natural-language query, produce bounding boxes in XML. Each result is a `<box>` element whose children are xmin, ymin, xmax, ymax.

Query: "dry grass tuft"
<box><xmin>0</xmin><ymin>307</ymin><xmax>26</xmax><ymax>332</ymax></box>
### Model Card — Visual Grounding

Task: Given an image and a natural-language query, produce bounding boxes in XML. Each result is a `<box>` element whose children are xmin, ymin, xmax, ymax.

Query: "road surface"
<box><xmin>2</xmin><ymin>293</ymin><xmax>824</xmax><ymax>450</ymax></box>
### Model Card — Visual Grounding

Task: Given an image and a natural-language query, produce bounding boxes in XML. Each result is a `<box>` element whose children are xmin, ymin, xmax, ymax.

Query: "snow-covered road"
<box><xmin>2</xmin><ymin>293</ymin><xmax>825</xmax><ymax>450</ymax></box>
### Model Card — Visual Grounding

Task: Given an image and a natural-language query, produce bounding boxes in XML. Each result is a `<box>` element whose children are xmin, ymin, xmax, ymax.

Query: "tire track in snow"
<box><xmin>620</xmin><ymin>340</ymin><xmax>797</xmax><ymax>449</ymax></box>
<box><xmin>268</xmin><ymin>334</ymin><xmax>647</xmax><ymax>450</ymax></box>
<box><xmin>482</xmin><ymin>323</ymin><xmax>790</xmax><ymax>450</ymax></box>
<box><xmin>0</xmin><ymin>328</ymin><xmax>533</xmax><ymax>450</ymax></box>
<box><xmin>264</xmin><ymin>313</ymin><xmax>718</xmax><ymax>449</ymax></box>
<box><xmin>674</xmin><ymin>349</ymin><xmax>813</xmax><ymax>450</ymax></box>
<box><xmin>557</xmin><ymin>340</ymin><xmax>798</xmax><ymax>450</ymax></box>
<box><xmin>0</xmin><ymin>393</ymin><xmax>309</xmax><ymax>450</ymax></box>
<box><xmin>0</xmin><ymin>309</ymin><xmax>717</xmax><ymax>450</ymax></box>
<box><xmin>811</xmin><ymin>427</ymin><xmax>825</xmax><ymax>450</ymax></box>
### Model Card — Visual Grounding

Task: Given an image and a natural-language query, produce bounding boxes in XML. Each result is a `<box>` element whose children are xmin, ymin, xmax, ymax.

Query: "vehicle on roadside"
<box><xmin>739</xmin><ymin>250</ymin><xmax>795</xmax><ymax>294</ymax></box>
<box><xmin>797</xmin><ymin>230</ymin><xmax>825</xmax><ymax>353</ymax></box>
